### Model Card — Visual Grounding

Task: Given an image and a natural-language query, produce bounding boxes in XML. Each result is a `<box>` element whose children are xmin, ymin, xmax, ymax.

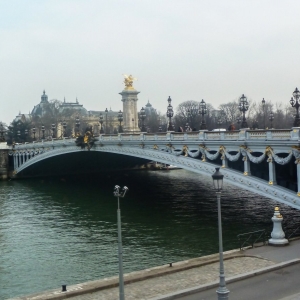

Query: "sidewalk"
<box><xmin>9</xmin><ymin>239</ymin><xmax>300</xmax><ymax>300</ymax></box>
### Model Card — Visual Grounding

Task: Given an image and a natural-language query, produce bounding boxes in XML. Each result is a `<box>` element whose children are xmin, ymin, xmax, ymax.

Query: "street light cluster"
<box><xmin>166</xmin><ymin>96</ymin><xmax>208</xmax><ymax>131</ymax></box>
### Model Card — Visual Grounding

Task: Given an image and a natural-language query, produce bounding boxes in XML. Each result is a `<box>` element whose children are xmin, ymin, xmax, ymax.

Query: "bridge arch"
<box><xmin>11</xmin><ymin>144</ymin><xmax>300</xmax><ymax>210</ymax></box>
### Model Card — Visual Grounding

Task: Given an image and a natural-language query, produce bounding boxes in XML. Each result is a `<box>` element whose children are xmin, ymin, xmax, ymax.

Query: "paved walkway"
<box><xmin>10</xmin><ymin>239</ymin><xmax>300</xmax><ymax>300</ymax></box>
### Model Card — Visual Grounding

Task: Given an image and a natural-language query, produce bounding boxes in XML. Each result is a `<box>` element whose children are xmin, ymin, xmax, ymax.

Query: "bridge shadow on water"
<box><xmin>14</xmin><ymin>151</ymin><xmax>149</xmax><ymax>178</ymax></box>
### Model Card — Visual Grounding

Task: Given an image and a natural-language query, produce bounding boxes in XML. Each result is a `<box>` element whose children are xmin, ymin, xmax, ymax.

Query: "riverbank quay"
<box><xmin>9</xmin><ymin>239</ymin><xmax>300</xmax><ymax>300</ymax></box>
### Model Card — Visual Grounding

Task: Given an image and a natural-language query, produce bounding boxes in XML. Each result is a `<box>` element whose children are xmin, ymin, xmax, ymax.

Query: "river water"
<box><xmin>0</xmin><ymin>169</ymin><xmax>299</xmax><ymax>299</ymax></box>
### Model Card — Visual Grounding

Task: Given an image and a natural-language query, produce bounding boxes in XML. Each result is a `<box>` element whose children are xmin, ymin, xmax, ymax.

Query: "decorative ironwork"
<box><xmin>75</xmin><ymin>126</ymin><xmax>96</xmax><ymax>150</ymax></box>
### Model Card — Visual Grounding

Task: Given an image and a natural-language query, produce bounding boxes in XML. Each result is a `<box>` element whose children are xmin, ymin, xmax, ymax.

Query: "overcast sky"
<box><xmin>1</xmin><ymin>0</ymin><xmax>300</xmax><ymax>124</ymax></box>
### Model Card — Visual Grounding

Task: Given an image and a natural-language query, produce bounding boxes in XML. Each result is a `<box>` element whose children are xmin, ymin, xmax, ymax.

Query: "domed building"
<box><xmin>31</xmin><ymin>90</ymin><xmax>50</xmax><ymax>118</ymax></box>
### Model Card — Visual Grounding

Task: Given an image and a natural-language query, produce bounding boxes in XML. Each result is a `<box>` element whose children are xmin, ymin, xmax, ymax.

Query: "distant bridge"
<box><xmin>8</xmin><ymin>128</ymin><xmax>300</xmax><ymax>209</ymax></box>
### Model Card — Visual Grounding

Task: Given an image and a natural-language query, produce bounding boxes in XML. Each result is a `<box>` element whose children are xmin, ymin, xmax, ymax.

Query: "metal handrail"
<box><xmin>237</xmin><ymin>229</ymin><xmax>268</xmax><ymax>250</ymax></box>
<box><xmin>286</xmin><ymin>226</ymin><xmax>300</xmax><ymax>240</ymax></box>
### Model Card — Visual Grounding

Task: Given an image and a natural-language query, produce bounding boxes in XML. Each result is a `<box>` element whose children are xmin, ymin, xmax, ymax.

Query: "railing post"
<box><xmin>199</xmin><ymin>130</ymin><xmax>206</xmax><ymax>141</ymax></box>
<box><xmin>238</xmin><ymin>129</ymin><xmax>247</xmax><ymax>140</ymax></box>
<box><xmin>266</xmin><ymin>130</ymin><xmax>272</xmax><ymax>140</ymax></box>
<box><xmin>166</xmin><ymin>132</ymin><xmax>171</xmax><ymax>141</ymax></box>
<box><xmin>291</xmin><ymin>128</ymin><xmax>300</xmax><ymax>140</ymax></box>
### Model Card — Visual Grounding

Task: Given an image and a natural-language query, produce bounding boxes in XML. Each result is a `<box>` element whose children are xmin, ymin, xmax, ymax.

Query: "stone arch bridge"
<box><xmin>4</xmin><ymin>128</ymin><xmax>300</xmax><ymax>210</ymax></box>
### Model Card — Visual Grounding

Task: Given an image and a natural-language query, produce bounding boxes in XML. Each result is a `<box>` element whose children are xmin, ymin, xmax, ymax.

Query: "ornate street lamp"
<box><xmin>236</xmin><ymin>117</ymin><xmax>241</xmax><ymax>128</ymax></box>
<box><xmin>62</xmin><ymin>120</ymin><xmax>67</xmax><ymax>137</ymax></box>
<box><xmin>166</xmin><ymin>96</ymin><xmax>174</xmax><ymax>131</ymax></box>
<box><xmin>290</xmin><ymin>87</ymin><xmax>300</xmax><ymax>127</ymax></box>
<box><xmin>51</xmin><ymin>123</ymin><xmax>56</xmax><ymax>138</ymax></box>
<box><xmin>140</xmin><ymin>107</ymin><xmax>147</xmax><ymax>132</ymax></box>
<box><xmin>212</xmin><ymin>167</ymin><xmax>230</xmax><ymax>300</ymax></box>
<box><xmin>238</xmin><ymin>94</ymin><xmax>249</xmax><ymax>128</ymax></box>
<box><xmin>118</xmin><ymin>110</ymin><xmax>123</xmax><ymax>133</ymax></box>
<box><xmin>262</xmin><ymin>98</ymin><xmax>266</xmax><ymax>129</ymax></box>
<box><xmin>75</xmin><ymin>115</ymin><xmax>80</xmax><ymax>135</ymax></box>
<box><xmin>199</xmin><ymin>99</ymin><xmax>207</xmax><ymax>130</ymax></box>
<box><xmin>269</xmin><ymin>111</ymin><xmax>274</xmax><ymax>129</ymax></box>
<box><xmin>113</xmin><ymin>185</ymin><xmax>128</xmax><ymax>300</ymax></box>
<box><xmin>41</xmin><ymin>124</ymin><xmax>45</xmax><ymax>140</ymax></box>
<box><xmin>105</xmin><ymin>108</ymin><xmax>108</xmax><ymax>134</ymax></box>
<box><xmin>99</xmin><ymin>113</ymin><xmax>104</xmax><ymax>134</ymax></box>
<box><xmin>32</xmin><ymin>126</ymin><xmax>36</xmax><ymax>141</ymax></box>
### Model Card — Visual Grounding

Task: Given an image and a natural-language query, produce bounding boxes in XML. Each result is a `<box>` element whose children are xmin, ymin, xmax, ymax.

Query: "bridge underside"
<box><xmin>15</xmin><ymin>152</ymin><xmax>149</xmax><ymax>178</ymax></box>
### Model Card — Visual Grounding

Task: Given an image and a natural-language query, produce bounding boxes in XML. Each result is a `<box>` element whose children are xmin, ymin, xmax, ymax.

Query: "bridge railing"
<box><xmin>11</xmin><ymin>128</ymin><xmax>300</xmax><ymax>149</ymax></box>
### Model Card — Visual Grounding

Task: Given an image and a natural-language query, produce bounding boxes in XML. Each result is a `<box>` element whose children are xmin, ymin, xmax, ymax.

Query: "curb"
<box><xmin>149</xmin><ymin>258</ymin><xmax>300</xmax><ymax>300</ymax></box>
<box><xmin>9</xmin><ymin>248</ymin><xmax>244</xmax><ymax>300</ymax></box>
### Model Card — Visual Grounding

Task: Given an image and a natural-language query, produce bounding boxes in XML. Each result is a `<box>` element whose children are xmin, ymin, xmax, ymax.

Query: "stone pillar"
<box><xmin>221</xmin><ymin>155</ymin><xmax>228</xmax><ymax>168</ymax></box>
<box><xmin>268</xmin><ymin>156</ymin><xmax>277</xmax><ymax>185</ymax></box>
<box><xmin>242</xmin><ymin>156</ymin><xmax>251</xmax><ymax>175</ymax></box>
<box><xmin>0</xmin><ymin>149</ymin><xmax>9</xmax><ymax>180</ymax></box>
<box><xmin>269</xmin><ymin>206</ymin><xmax>289</xmax><ymax>246</ymax></box>
<box><xmin>119</xmin><ymin>90</ymin><xmax>140</xmax><ymax>133</ymax></box>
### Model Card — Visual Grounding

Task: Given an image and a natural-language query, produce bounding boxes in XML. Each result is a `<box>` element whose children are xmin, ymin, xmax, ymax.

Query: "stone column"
<box><xmin>0</xmin><ymin>149</ymin><xmax>9</xmax><ymax>180</ymax></box>
<box><xmin>268</xmin><ymin>156</ymin><xmax>277</xmax><ymax>185</ymax></box>
<box><xmin>241</xmin><ymin>150</ymin><xmax>251</xmax><ymax>176</ymax></box>
<box><xmin>119</xmin><ymin>90</ymin><xmax>140</xmax><ymax>133</ymax></box>
<box><xmin>242</xmin><ymin>156</ymin><xmax>251</xmax><ymax>175</ymax></box>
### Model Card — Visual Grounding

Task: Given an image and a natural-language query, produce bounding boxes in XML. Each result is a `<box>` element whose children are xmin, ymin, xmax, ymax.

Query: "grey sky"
<box><xmin>1</xmin><ymin>0</ymin><xmax>300</xmax><ymax>125</ymax></box>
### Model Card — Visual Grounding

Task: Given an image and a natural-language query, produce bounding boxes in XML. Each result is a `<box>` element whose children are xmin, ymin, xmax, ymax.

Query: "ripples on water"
<box><xmin>0</xmin><ymin>169</ymin><xmax>299</xmax><ymax>299</ymax></box>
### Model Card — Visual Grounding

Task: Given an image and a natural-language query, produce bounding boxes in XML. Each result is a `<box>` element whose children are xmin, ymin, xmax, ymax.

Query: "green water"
<box><xmin>0</xmin><ymin>169</ymin><xmax>299</xmax><ymax>299</ymax></box>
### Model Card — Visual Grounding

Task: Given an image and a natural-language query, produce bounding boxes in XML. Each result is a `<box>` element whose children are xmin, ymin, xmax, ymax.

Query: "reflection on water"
<box><xmin>0</xmin><ymin>169</ymin><xmax>299</xmax><ymax>299</ymax></box>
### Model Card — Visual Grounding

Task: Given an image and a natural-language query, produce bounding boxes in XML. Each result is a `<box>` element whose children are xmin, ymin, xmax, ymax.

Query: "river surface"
<box><xmin>0</xmin><ymin>169</ymin><xmax>299</xmax><ymax>299</ymax></box>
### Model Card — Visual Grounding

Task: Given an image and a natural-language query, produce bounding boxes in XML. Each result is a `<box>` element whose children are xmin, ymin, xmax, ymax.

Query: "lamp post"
<box><xmin>75</xmin><ymin>115</ymin><xmax>80</xmax><ymax>135</ymax></box>
<box><xmin>32</xmin><ymin>126</ymin><xmax>36</xmax><ymax>141</ymax></box>
<box><xmin>199</xmin><ymin>99</ymin><xmax>207</xmax><ymax>130</ymax></box>
<box><xmin>113</xmin><ymin>185</ymin><xmax>128</xmax><ymax>300</ymax></box>
<box><xmin>238</xmin><ymin>94</ymin><xmax>249</xmax><ymax>128</ymax></box>
<box><xmin>118</xmin><ymin>110</ymin><xmax>123</xmax><ymax>133</ymax></box>
<box><xmin>269</xmin><ymin>111</ymin><xmax>274</xmax><ymax>129</ymax></box>
<box><xmin>51</xmin><ymin>123</ymin><xmax>56</xmax><ymax>138</ymax></box>
<box><xmin>166</xmin><ymin>96</ymin><xmax>174</xmax><ymax>131</ymax></box>
<box><xmin>41</xmin><ymin>124</ymin><xmax>45</xmax><ymax>140</ymax></box>
<box><xmin>212</xmin><ymin>167</ymin><xmax>229</xmax><ymax>300</ymax></box>
<box><xmin>262</xmin><ymin>98</ymin><xmax>266</xmax><ymax>129</ymax></box>
<box><xmin>140</xmin><ymin>107</ymin><xmax>147</xmax><ymax>132</ymax></box>
<box><xmin>99</xmin><ymin>113</ymin><xmax>104</xmax><ymax>134</ymax></box>
<box><xmin>236</xmin><ymin>117</ymin><xmax>241</xmax><ymax>129</ymax></box>
<box><xmin>105</xmin><ymin>108</ymin><xmax>108</xmax><ymax>134</ymax></box>
<box><xmin>186</xmin><ymin>108</ymin><xmax>191</xmax><ymax>131</ymax></box>
<box><xmin>290</xmin><ymin>87</ymin><xmax>300</xmax><ymax>127</ymax></box>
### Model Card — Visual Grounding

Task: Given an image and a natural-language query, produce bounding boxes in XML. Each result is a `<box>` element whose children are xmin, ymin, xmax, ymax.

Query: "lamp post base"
<box><xmin>216</xmin><ymin>286</ymin><xmax>230</xmax><ymax>300</ymax></box>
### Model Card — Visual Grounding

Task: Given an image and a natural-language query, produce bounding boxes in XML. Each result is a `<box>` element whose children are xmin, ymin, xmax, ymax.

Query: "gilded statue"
<box><xmin>123</xmin><ymin>74</ymin><xmax>137</xmax><ymax>90</ymax></box>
